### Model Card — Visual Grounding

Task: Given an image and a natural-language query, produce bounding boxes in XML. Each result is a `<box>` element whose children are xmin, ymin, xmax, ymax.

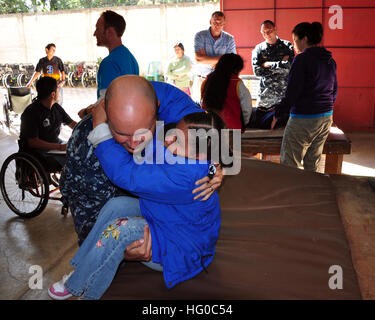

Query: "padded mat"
<box><xmin>103</xmin><ymin>159</ymin><xmax>361</xmax><ymax>300</ymax></box>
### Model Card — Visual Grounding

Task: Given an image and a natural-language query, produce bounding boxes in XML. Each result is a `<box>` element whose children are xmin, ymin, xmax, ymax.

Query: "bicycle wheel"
<box><xmin>0</xmin><ymin>152</ymin><xmax>50</xmax><ymax>218</ymax></box>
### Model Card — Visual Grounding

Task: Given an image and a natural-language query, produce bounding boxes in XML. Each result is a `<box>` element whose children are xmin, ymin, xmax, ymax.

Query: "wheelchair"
<box><xmin>0</xmin><ymin>146</ymin><xmax>69</xmax><ymax>218</ymax></box>
<box><xmin>2</xmin><ymin>86</ymin><xmax>33</xmax><ymax>131</ymax></box>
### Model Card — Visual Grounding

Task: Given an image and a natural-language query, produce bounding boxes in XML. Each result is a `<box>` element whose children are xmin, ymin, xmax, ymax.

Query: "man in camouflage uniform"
<box><xmin>59</xmin><ymin>115</ymin><xmax>125</xmax><ymax>246</ymax></box>
<box><xmin>250</xmin><ymin>20</ymin><xmax>294</xmax><ymax>128</ymax></box>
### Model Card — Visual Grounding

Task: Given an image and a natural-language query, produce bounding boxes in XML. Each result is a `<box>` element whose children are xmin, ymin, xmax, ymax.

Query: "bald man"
<box><xmin>60</xmin><ymin>76</ymin><xmax>223</xmax><ymax>253</ymax></box>
<box><xmin>91</xmin><ymin>76</ymin><xmax>158</xmax><ymax>155</ymax></box>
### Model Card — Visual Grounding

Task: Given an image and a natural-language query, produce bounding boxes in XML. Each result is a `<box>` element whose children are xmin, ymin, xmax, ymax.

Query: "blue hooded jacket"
<box><xmin>94</xmin><ymin>127</ymin><xmax>221</xmax><ymax>289</ymax></box>
<box><xmin>274</xmin><ymin>46</ymin><xmax>337</xmax><ymax>118</ymax></box>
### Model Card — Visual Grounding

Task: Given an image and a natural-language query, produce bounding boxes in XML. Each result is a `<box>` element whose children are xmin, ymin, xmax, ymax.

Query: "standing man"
<box><xmin>78</xmin><ymin>10</ymin><xmax>139</xmax><ymax>118</ymax></box>
<box><xmin>192</xmin><ymin>11</ymin><xmax>236</xmax><ymax>103</ymax></box>
<box><xmin>251</xmin><ymin>20</ymin><xmax>294</xmax><ymax>127</ymax></box>
<box><xmin>27</xmin><ymin>43</ymin><xmax>66</xmax><ymax>105</ymax></box>
<box><xmin>94</xmin><ymin>10</ymin><xmax>139</xmax><ymax>99</ymax></box>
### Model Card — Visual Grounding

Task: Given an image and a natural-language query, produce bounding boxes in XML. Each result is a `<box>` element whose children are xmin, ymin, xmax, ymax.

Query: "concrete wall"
<box><xmin>0</xmin><ymin>2</ymin><xmax>219</xmax><ymax>74</ymax></box>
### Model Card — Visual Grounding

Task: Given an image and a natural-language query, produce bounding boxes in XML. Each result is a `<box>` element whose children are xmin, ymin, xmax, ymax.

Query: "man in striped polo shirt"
<box><xmin>192</xmin><ymin>11</ymin><xmax>237</xmax><ymax>103</ymax></box>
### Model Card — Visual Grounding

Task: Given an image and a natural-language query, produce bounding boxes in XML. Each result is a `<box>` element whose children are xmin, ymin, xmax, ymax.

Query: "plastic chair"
<box><xmin>145</xmin><ymin>61</ymin><xmax>164</xmax><ymax>82</ymax></box>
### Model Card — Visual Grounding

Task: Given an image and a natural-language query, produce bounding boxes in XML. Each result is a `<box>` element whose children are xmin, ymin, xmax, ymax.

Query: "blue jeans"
<box><xmin>65</xmin><ymin>196</ymin><xmax>162</xmax><ymax>300</ymax></box>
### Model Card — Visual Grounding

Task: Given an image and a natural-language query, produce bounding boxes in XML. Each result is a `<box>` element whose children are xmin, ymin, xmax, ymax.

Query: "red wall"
<box><xmin>222</xmin><ymin>0</ymin><xmax>375</xmax><ymax>130</ymax></box>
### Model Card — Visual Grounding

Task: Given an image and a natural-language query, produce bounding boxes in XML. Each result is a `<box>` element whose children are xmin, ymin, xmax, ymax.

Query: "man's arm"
<box><xmin>195</xmin><ymin>48</ymin><xmax>221</xmax><ymax>66</ymax></box>
<box><xmin>68</xmin><ymin>120</ymin><xmax>77</xmax><ymax>129</ymax></box>
<box><xmin>227</xmin><ymin>35</ymin><xmax>237</xmax><ymax>54</ymax></box>
<box><xmin>27</xmin><ymin>137</ymin><xmax>66</xmax><ymax>151</ymax></box>
<box><xmin>58</xmin><ymin>105</ymin><xmax>76</xmax><ymax>129</ymax></box>
<box><xmin>124</xmin><ymin>225</ymin><xmax>152</xmax><ymax>261</ymax></box>
<box><xmin>78</xmin><ymin>90</ymin><xmax>106</xmax><ymax>119</ymax></box>
<box><xmin>263</xmin><ymin>42</ymin><xmax>295</xmax><ymax>70</ymax></box>
<box><xmin>252</xmin><ymin>47</ymin><xmax>272</xmax><ymax>77</ymax></box>
<box><xmin>58</xmin><ymin>71</ymin><xmax>66</xmax><ymax>87</ymax></box>
<box><xmin>194</xmin><ymin>31</ymin><xmax>220</xmax><ymax>66</ymax></box>
<box><xmin>26</xmin><ymin>71</ymin><xmax>41</xmax><ymax>88</ymax></box>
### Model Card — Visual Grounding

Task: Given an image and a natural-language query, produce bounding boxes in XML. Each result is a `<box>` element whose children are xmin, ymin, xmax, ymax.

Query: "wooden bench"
<box><xmin>241</xmin><ymin>126</ymin><xmax>351</xmax><ymax>174</ymax></box>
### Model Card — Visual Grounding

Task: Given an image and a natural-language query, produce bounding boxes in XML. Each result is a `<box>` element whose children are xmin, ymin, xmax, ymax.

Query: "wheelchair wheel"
<box><xmin>0</xmin><ymin>152</ymin><xmax>50</xmax><ymax>218</ymax></box>
<box><xmin>71</xmin><ymin>75</ymin><xmax>81</xmax><ymax>87</ymax></box>
<box><xmin>81</xmin><ymin>72</ymin><xmax>89</xmax><ymax>87</ymax></box>
<box><xmin>2</xmin><ymin>73</ymin><xmax>10</xmax><ymax>88</ymax></box>
<box><xmin>67</xmin><ymin>72</ymin><xmax>73</xmax><ymax>87</ymax></box>
<box><xmin>17</xmin><ymin>73</ymin><xmax>28</xmax><ymax>87</ymax></box>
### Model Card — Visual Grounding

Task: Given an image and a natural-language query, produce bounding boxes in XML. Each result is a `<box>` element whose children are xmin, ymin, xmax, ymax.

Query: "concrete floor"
<box><xmin>0</xmin><ymin>87</ymin><xmax>374</xmax><ymax>300</ymax></box>
<box><xmin>0</xmin><ymin>88</ymin><xmax>93</xmax><ymax>300</ymax></box>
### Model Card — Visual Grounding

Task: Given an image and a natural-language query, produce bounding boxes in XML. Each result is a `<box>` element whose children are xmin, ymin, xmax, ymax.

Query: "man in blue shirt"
<box><xmin>78</xmin><ymin>10</ymin><xmax>139</xmax><ymax>118</ymax></box>
<box><xmin>192</xmin><ymin>11</ymin><xmax>236</xmax><ymax>102</ymax></box>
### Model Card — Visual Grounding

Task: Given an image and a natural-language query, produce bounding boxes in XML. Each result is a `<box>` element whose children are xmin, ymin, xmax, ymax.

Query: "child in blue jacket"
<box><xmin>49</xmin><ymin>111</ymin><xmax>228</xmax><ymax>300</ymax></box>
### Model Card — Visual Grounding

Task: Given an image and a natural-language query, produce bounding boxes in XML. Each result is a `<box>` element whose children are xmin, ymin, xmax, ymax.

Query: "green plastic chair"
<box><xmin>145</xmin><ymin>61</ymin><xmax>164</xmax><ymax>82</ymax></box>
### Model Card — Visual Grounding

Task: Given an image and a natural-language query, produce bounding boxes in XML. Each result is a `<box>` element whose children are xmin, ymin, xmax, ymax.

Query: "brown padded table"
<box><xmin>103</xmin><ymin>158</ymin><xmax>361</xmax><ymax>300</ymax></box>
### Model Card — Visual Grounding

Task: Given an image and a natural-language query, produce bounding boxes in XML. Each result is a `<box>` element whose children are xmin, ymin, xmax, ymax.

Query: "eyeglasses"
<box><xmin>211</xmin><ymin>19</ymin><xmax>225</xmax><ymax>27</ymax></box>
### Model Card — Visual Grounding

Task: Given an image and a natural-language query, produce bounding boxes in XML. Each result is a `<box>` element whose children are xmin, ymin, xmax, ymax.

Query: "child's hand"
<box><xmin>192</xmin><ymin>164</ymin><xmax>224</xmax><ymax>201</ymax></box>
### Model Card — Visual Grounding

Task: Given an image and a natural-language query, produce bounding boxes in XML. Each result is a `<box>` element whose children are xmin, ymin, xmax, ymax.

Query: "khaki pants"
<box><xmin>281</xmin><ymin>115</ymin><xmax>333</xmax><ymax>172</ymax></box>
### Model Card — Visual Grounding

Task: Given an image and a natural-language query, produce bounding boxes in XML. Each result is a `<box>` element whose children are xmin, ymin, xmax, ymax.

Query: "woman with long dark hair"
<box><xmin>201</xmin><ymin>53</ymin><xmax>252</xmax><ymax>131</ymax></box>
<box><xmin>272</xmin><ymin>22</ymin><xmax>337</xmax><ymax>172</ymax></box>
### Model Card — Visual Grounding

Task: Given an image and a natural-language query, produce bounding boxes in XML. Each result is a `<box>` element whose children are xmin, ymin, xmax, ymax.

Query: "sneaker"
<box><xmin>48</xmin><ymin>271</ymin><xmax>74</xmax><ymax>300</ymax></box>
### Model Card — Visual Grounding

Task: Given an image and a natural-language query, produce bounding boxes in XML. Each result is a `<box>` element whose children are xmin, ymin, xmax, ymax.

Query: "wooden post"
<box><xmin>324</xmin><ymin>154</ymin><xmax>343</xmax><ymax>174</ymax></box>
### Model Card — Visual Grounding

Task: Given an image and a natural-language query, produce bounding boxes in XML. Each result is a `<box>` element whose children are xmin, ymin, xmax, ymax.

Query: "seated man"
<box><xmin>19</xmin><ymin>77</ymin><xmax>77</xmax><ymax>171</ymax></box>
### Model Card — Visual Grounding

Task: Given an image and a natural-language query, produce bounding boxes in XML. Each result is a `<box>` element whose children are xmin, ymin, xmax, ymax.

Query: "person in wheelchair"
<box><xmin>19</xmin><ymin>77</ymin><xmax>77</xmax><ymax>172</ymax></box>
